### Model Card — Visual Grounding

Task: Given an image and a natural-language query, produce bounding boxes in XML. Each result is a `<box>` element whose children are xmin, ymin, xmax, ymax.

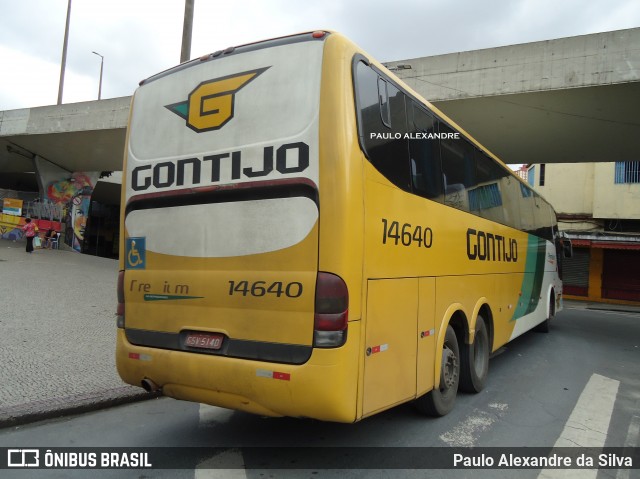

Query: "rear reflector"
<box><xmin>314</xmin><ymin>272</ymin><xmax>348</xmax><ymax>348</ymax></box>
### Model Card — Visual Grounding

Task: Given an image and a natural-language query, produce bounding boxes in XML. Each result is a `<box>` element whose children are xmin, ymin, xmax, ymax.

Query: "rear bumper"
<box><xmin>116</xmin><ymin>324</ymin><xmax>360</xmax><ymax>423</ymax></box>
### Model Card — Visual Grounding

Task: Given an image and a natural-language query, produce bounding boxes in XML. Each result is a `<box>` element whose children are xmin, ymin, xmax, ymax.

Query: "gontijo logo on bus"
<box><xmin>130</xmin><ymin>142</ymin><xmax>310</xmax><ymax>191</ymax></box>
<box><xmin>165</xmin><ymin>67</ymin><xmax>270</xmax><ymax>133</ymax></box>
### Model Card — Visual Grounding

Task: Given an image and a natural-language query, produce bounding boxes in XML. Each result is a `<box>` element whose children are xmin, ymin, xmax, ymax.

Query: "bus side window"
<box><xmin>532</xmin><ymin>192</ymin><xmax>555</xmax><ymax>241</ymax></box>
<box><xmin>439</xmin><ymin>123</ymin><xmax>477</xmax><ymax>212</ymax></box>
<box><xmin>355</xmin><ymin>62</ymin><xmax>411</xmax><ymax>191</ymax></box>
<box><xmin>473</xmin><ymin>147</ymin><xmax>508</xmax><ymax>224</ymax></box>
<box><xmin>408</xmin><ymin>102</ymin><xmax>443</xmax><ymax>202</ymax></box>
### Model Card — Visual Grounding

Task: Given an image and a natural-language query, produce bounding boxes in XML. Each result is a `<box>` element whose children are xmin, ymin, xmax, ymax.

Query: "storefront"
<box><xmin>563</xmin><ymin>235</ymin><xmax>640</xmax><ymax>304</ymax></box>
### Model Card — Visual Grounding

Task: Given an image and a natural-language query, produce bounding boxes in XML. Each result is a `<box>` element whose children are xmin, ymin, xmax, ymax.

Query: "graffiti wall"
<box><xmin>46</xmin><ymin>173</ymin><xmax>98</xmax><ymax>252</ymax></box>
<box><xmin>0</xmin><ymin>214</ymin><xmax>63</xmax><ymax>242</ymax></box>
<box><xmin>1</xmin><ymin>157</ymin><xmax>100</xmax><ymax>252</ymax></box>
<box><xmin>0</xmin><ymin>213</ymin><xmax>24</xmax><ymax>241</ymax></box>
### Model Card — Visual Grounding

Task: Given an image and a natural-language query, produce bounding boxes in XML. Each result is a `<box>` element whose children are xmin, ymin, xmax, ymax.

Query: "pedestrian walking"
<box><xmin>22</xmin><ymin>218</ymin><xmax>38</xmax><ymax>253</ymax></box>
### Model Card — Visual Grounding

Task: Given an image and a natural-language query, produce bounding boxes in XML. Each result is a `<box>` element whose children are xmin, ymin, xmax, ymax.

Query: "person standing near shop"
<box><xmin>44</xmin><ymin>229</ymin><xmax>58</xmax><ymax>249</ymax></box>
<box><xmin>22</xmin><ymin>218</ymin><xmax>38</xmax><ymax>253</ymax></box>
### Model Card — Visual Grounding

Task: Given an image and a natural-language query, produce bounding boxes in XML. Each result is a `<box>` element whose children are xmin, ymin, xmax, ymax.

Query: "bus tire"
<box><xmin>459</xmin><ymin>315</ymin><xmax>489</xmax><ymax>393</ymax></box>
<box><xmin>414</xmin><ymin>325</ymin><xmax>459</xmax><ymax>417</ymax></box>
<box><xmin>535</xmin><ymin>292</ymin><xmax>555</xmax><ymax>333</ymax></box>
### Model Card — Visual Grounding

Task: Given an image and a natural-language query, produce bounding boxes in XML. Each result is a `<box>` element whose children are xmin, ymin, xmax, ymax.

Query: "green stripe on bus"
<box><xmin>511</xmin><ymin>235</ymin><xmax>547</xmax><ymax>321</ymax></box>
<box><xmin>143</xmin><ymin>294</ymin><xmax>203</xmax><ymax>301</ymax></box>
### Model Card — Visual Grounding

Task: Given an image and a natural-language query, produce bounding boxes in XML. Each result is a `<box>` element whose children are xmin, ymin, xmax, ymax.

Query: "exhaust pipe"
<box><xmin>141</xmin><ymin>378</ymin><xmax>161</xmax><ymax>393</ymax></box>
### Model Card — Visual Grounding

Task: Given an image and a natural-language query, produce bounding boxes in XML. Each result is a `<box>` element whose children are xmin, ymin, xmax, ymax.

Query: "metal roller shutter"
<box><xmin>602</xmin><ymin>249</ymin><xmax>640</xmax><ymax>301</ymax></box>
<box><xmin>563</xmin><ymin>247</ymin><xmax>590</xmax><ymax>296</ymax></box>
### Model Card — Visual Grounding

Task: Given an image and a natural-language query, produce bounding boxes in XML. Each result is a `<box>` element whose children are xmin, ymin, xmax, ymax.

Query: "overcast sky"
<box><xmin>1</xmin><ymin>0</ymin><xmax>638</xmax><ymax>110</ymax></box>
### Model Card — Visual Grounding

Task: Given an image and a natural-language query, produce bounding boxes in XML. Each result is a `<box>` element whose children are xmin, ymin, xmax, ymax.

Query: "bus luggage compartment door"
<box><xmin>362</xmin><ymin>278</ymin><xmax>418</xmax><ymax>416</ymax></box>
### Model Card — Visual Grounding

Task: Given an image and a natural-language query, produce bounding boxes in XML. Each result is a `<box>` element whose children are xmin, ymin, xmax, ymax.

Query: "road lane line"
<box><xmin>554</xmin><ymin>374</ymin><xmax>619</xmax><ymax>447</ymax></box>
<box><xmin>623</xmin><ymin>414</ymin><xmax>640</xmax><ymax>448</ymax></box>
<box><xmin>616</xmin><ymin>414</ymin><xmax>640</xmax><ymax>479</ymax></box>
<box><xmin>538</xmin><ymin>373</ymin><xmax>620</xmax><ymax>479</ymax></box>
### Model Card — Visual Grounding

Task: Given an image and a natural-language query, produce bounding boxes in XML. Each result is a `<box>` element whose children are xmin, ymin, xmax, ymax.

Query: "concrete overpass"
<box><xmin>1</xmin><ymin>27</ymin><xmax>639</xmax><ymax>197</ymax></box>
<box><xmin>0</xmin><ymin>97</ymin><xmax>130</xmax><ymax>204</ymax></box>
<box><xmin>386</xmin><ymin>27</ymin><xmax>640</xmax><ymax>165</ymax></box>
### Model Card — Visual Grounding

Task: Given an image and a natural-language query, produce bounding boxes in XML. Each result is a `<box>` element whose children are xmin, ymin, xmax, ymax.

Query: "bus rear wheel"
<box><xmin>414</xmin><ymin>325</ymin><xmax>459</xmax><ymax>417</ymax></box>
<box><xmin>459</xmin><ymin>315</ymin><xmax>489</xmax><ymax>393</ymax></box>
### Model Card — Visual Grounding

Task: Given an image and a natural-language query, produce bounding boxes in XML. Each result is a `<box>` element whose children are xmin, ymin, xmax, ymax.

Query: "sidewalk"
<box><xmin>564</xmin><ymin>298</ymin><xmax>640</xmax><ymax>314</ymax></box>
<box><xmin>0</xmin><ymin>239</ymin><xmax>153</xmax><ymax>428</ymax></box>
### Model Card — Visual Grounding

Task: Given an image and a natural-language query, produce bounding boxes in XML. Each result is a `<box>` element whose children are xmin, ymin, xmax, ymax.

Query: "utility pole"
<box><xmin>57</xmin><ymin>0</ymin><xmax>72</xmax><ymax>105</ymax></box>
<box><xmin>180</xmin><ymin>0</ymin><xmax>194</xmax><ymax>63</ymax></box>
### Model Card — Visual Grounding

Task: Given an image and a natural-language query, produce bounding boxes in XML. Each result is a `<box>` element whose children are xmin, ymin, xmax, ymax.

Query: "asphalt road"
<box><xmin>1</xmin><ymin>305</ymin><xmax>639</xmax><ymax>478</ymax></box>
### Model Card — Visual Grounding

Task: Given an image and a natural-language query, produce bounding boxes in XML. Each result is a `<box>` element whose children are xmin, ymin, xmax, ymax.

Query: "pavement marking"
<box><xmin>488</xmin><ymin>402</ymin><xmax>509</xmax><ymax>412</ymax></box>
<box><xmin>196</xmin><ymin>404</ymin><xmax>249</xmax><ymax>478</ymax></box>
<box><xmin>623</xmin><ymin>414</ymin><xmax>640</xmax><ymax>447</ymax></box>
<box><xmin>195</xmin><ymin>449</ymin><xmax>248</xmax><ymax>479</ymax></box>
<box><xmin>439</xmin><ymin>403</ymin><xmax>509</xmax><ymax>447</ymax></box>
<box><xmin>538</xmin><ymin>373</ymin><xmax>620</xmax><ymax>479</ymax></box>
<box><xmin>616</xmin><ymin>414</ymin><xmax>640</xmax><ymax>479</ymax></box>
<box><xmin>199</xmin><ymin>403</ymin><xmax>223</xmax><ymax>424</ymax></box>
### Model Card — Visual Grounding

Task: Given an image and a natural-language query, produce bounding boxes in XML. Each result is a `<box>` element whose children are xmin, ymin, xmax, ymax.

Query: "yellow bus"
<box><xmin>116</xmin><ymin>30</ymin><xmax>568</xmax><ymax>422</ymax></box>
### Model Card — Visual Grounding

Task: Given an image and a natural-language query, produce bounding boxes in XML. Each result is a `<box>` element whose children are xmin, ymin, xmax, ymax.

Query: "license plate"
<box><xmin>184</xmin><ymin>332</ymin><xmax>224</xmax><ymax>350</ymax></box>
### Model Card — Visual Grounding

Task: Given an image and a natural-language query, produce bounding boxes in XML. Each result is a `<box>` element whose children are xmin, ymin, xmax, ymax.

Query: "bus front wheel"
<box><xmin>459</xmin><ymin>315</ymin><xmax>489</xmax><ymax>393</ymax></box>
<box><xmin>535</xmin><ymin>291</ymin><xmax>555</xmax><ymax>333</ymax></box>
<box><xmin>414</xmin><ymin>325</ymin><xmax>459</xmax><ymax>417</ymax></box>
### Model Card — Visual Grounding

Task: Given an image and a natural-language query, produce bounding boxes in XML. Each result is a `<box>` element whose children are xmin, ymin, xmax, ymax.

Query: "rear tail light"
<box><xmin>314</xmin><ymin>272</ymin><xmax>348</xmax><ymax>348</ymax></box>
<box><xmin>116</xmin><ymin>270</ymin><xmax>125</xmax><ymax>328</ymax></box>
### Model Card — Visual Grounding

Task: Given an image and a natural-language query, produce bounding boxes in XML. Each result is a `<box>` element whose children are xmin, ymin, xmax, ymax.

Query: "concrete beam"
<box><xmin>0</xmin><ymin>96</ymin><xmax>130</xmax><ymax>136</ymax></box>
<box><xmin>387</xmin><ymin>28</ymin><xmax>640</xmax><ymax>101</ymax></box>
<box><xmin>0</xmin><ymin>97</ymin><xmax>130</xmax><ymax>173</ymax></box>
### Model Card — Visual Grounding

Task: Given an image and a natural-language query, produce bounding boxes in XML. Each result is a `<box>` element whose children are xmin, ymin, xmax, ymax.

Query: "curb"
<box><xmin>586</xmin><ymin>305</ymin><xmax>640</xmax><ymax>314</ymax></box>
<box><xmin>564</xmin><ymin>300</ymin><xmax>640</xmax><ymax>315</ymax></box>
<box><xmin>0</xmin><ymin>386</ymin><xmax>161</xmax><ymax>429</ymax></box>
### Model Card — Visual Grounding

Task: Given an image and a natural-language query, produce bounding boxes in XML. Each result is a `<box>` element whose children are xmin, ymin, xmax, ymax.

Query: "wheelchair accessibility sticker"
<box><xmin>126</xmin><ymin>237</ymin><xmax>146</xmax><ymax>269</ymax></box>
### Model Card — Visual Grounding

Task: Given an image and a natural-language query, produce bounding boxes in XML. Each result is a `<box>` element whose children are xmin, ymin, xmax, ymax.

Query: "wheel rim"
<box><xmin>441</xmin><ymin>345</ymin><xmax>458</xmax><ymax>391</ymax></box>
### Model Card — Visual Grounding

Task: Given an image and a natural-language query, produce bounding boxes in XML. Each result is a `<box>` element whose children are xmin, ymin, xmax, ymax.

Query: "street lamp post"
<box><xmin>181</xmin><ymin>0</ymin><xmax>194</xmax><ymax>63</ymax></box>
<box><xmin>92</xmin><ymin>51</ymin><xmax>104</xmax><ymax>100</ymax></box>
<box><xmin>57</xmin><ymin>0</ymin><xmax>72</xmax><ymax>105</ymax></box>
